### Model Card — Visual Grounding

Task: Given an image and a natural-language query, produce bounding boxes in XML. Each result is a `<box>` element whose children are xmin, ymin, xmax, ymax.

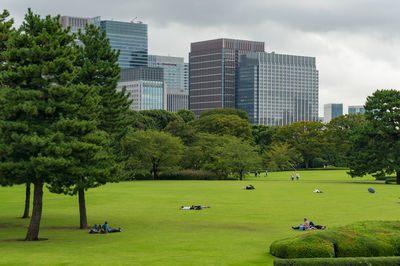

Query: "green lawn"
<box><xmin>0</xmin><ymin>170</ymin><xmax>397</xmax><ymax>265</ymax></box>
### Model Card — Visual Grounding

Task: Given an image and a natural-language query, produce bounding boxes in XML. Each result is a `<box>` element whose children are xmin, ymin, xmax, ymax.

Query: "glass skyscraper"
<box><xmin>324</xmin><ymin>103</ymin><xmax>343</xmax><ymax>123</ymax></box>
<box><xmin>100</xmin><ymin>20</ymin><xmax>148</xmax><ymax>68</ymax></box>
<box><xmin>236</xmin><ymin>52</ymin><xmax>319</xmax><ymax>126</ymax></box>
<box><xmin>189</xmin><ymin>38</ymin><xmax>265</xmax><ymax>116</ymax></box>
<box><xmin>118</xmin><ymin>67</ymin><xmax>165</xmax><ymax>111</ymax></box>
<box><xmin>148</xmin><ymin>55</ymin><xmax>188</xmax><ymax>112</ymax></box>
<box><xmin>348</xmin><ymin>105</ymin><xmax>365</xmax><ymax>115</ymax></box>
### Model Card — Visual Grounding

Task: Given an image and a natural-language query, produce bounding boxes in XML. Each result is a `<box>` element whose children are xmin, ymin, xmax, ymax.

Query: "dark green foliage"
<box><xmin>127</xmin><ymin>110</ymin><xmax>158</xmax><ymax>130</ymax></box>
<box><xmin>270</xmin><ymin>221</ymin><xmax>400</xmax><ymax>259</ymax></box>
<box><xmin>199</xmin><ymin>108</ymin><xmax>250</xmax><ymax>122</ymax></box>
<box><xmin>273</xmin><ymin>121</ymin><xmax>326</xmax><ymax>168</ymax></box>
<box><xmin>0</xmin><ymin>9</ymin><xmax>13</xmax><ymax>72</ymax></box>
<box><xmin>251</xmin><ymin>124</ymin><xmax>277</xmax><ymax>153</ymax></box>
<box><xmin>177</xmin><ymin>109</ymin><xmax>196</xmax><ymax>123</ymax></box>
<box><xmin>163</xmin><ymin>120</ymin><xmax>197</xmax><ymax>145</ymax></box>
<box><xmin>139</xmin><ymin>109</ymin><xmax>183</xmax><ymax>131</ymax></box>
<box><xmin>274</xmin><ymin>257</ymin><xmax>400</xmax><ymax>266</ymax></box>
<box><xmin>158</xmin><ymin>169</ymin><xmax>220</xmax><ymax>180</ymax></box>
<box><xmin>0</xmin><ymin>9</ymin><xmax>107</xmax><ymax>239</ymax></box>
<box><xmin>324</xmin><ymin>114</ymin><xmax>366</xmax><ymax>167</ymax></box>
<box><xmin>195</xmin><ymin>114</ymin><xmax>252</xmax><ymax>140</ymax></box>
<box><xmin>122</xmin><ymin>129</ymin><xmax>184</xmax><ymax>179</ymax></box>
<box><xmin>74</xmin><ymin>23</ymin><xmax>132</xmax><ymax>140</ymax></box>
<box><xmin>263</xmin><ymin>143</ymin><xmax>303</xmax><ymax>171</ymax></box>
<box><xmin>348</xmin><ymin>90</ymin><xmax>400</xmax><ymax>183</ymax></box>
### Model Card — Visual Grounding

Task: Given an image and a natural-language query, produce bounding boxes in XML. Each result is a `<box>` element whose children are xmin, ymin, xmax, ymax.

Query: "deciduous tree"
<box><xmin>348</xmin><ymin>90</ymin><xmax>400</xmax><ymax>183</ymax></box>
<box><xmin>122</xmin><ymin>129</ymin><xmax>184</xmax><ymax>179</ymax></box>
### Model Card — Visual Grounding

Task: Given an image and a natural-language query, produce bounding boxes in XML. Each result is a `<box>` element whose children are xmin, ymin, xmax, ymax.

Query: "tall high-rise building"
<box><xmin>100</xmin><ymin>20</ymin><xmax>148</xmax><ymax>68</ymax></box>
<box><xmin>189</xmin><ymin>38</ymin><xmax>265</xmax><ymax>116</ymax></box>
<box><xmin>348</xmin><ymin>105</ymin><xmax>365</xmax><ymax>115</ymax></box>
<box><xmin>148</xmin><ymin>55</ymin><xmax>188</xmax><ymax>112</ymax></box>
<box><xmin>60</xmin><ymin>16</ymin><xmax>148</xmax><ymax>68</ymax></box>
<box><xmin>60</xmin><ymin>15</ymin><xmax>100</xmax><ymax>33</ymax></box>
<box><xmin>236</xmin><ymin>52</ymin><xmax>319</xmax><ymax>126</ymax></box>
<box><xmin>118</xmin><ymin>67</ymin><xmax>165</xmax><ymax>111</ymax></box>
<box><xmin>324</xmin><ymin>103</ymin><xmax>343</xmax><ymax>123</ymax></box>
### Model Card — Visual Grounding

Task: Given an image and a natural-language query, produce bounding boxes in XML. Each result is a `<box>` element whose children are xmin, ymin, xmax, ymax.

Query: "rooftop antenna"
<box><xmin>130</xmin><ymin>17</ymin><xmax>138</xmax><ymax>23</ymax></box>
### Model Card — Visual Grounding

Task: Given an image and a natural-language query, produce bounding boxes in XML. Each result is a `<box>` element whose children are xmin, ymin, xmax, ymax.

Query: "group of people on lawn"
<box><xmin>292</xmin><ymin>218</ymin><xmax>326</xmax><ymax>231</ymax></box>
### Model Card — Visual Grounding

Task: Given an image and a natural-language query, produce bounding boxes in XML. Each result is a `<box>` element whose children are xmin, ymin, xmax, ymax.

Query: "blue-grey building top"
<box><xmin>100</xmin><ymin>20</ymin><xmax>148</xmax><ymax>68</ymax></box>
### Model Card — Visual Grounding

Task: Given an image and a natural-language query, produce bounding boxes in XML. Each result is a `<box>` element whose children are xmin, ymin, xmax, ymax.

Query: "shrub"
<box><xmin>270</xmin><ymin>221</ymin><xmax>400</xmax><ymax>259</ymax></box>
<box><xmin>274</xmin><ymin>256</ymin><xmax>400</xmax><ymax>266</ymax></box>
<box><xmin>158</xmin><ymin>169</ymin><xmax>223</xmax><ymax>180</ymax></box>
<box><xmin>270</xmin><ymin>235</ymin><xmax>335</xmax><ymax>258</ymax></box>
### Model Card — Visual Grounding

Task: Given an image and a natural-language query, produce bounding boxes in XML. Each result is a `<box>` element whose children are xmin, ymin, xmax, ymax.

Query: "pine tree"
<box><xmin>0</xmin><ymin>10</ymin><xmax>32</xmax><ymax>219</ymax></box>
<box><xmin>0</xmin><ymin>10</ymin><xmax>108</xmax><ymax>241</ymax></box>
<box><xmin>48</xmin><ymin>23</ymin><xmax>132</xmax><ymax>229</ymax></box>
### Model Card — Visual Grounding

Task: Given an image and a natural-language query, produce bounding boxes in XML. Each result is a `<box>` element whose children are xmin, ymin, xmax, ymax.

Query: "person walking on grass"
<box><xmin>296</xmin><ymin>172</ymin><xmax>300</xmax><ymax>181</ymax></box>
<box><xmin>291</xmin><ymin>174</ymin><xmax>294</xmax><ymax>181</ymax></box>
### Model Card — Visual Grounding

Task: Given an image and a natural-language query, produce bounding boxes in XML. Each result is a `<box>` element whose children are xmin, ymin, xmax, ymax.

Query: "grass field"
<box><xmin>0</xmin><ymin>170</ymin><xmax>398</xmax><ymax>265</ymax></box>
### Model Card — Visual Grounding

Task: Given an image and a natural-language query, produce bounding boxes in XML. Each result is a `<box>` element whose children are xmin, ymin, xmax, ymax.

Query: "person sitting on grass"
<box><xmin>101</xmin><ymin>221</ymin><xmax>122</xmax><ymax>233</ymax></box>
<box><xmin>241</xmin><ymin>185</ymin><xmax>255</xmax><ymax>190</ymax></box>
<box><xmin>292</xmin><ymin>218</ymin><xmax>326</xmax><ymax>230</ymax></box>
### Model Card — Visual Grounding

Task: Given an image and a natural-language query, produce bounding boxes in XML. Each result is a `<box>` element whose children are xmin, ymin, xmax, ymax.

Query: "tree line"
<box><xmin>1</xmin><ymin>9</ymin><xmax>399</xmax><ymax>242</ymax></box>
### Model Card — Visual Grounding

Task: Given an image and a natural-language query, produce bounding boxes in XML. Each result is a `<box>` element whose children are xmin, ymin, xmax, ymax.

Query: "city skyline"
<box><xmin>3</xmin><ymin>0</ymin><xmax>400</xmax><ymax>115</ymax></box>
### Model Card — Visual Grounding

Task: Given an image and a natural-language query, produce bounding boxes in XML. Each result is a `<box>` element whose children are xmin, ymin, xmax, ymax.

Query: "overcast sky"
<box><xmin>3</xmin><ymin>0</ymin><xmax>400</xmax><ymax>115</ymax></box>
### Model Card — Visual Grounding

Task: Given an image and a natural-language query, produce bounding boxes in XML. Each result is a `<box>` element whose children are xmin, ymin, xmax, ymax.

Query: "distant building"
<box><xmin>100</xmin><ymin>20</ymin><xmax>148</xmax><ymax>68</ymax></box>
<box><xmin>348</xmin><ymin>105</ymin><xmax>365</xmax><ymax>115</ymax></box>
<box><xmin>324</xmin><ymin>103</ymin><xmax>343</xmax><ymax>123</ymax></box>
<box><xmin>118</xmin><ymin>67</ymin><xmax>165</xmax><ymax>111</ymax></box>
<box><xmin>148</xmin><ymin>55</ymin><xmax>188</xmax><ymax>112</ymax></box>
<box><xmin>236</xmin><ymin>52</ymin><xmax>319</xmax><ymax>126</ymax></box>
<box><xmin>60</xmin><ymin>15</ymin><xmax>100</xmax><ymax>33</ymax></box>
<box><xmin>189</xmin><ymin>38</ymin><xmax>265</xmax><ymax>116</ymax></box>
<box><xmin>60</xmin><ymin>16</ymin><xmax>148</xmax><ymax>68</ymax></box>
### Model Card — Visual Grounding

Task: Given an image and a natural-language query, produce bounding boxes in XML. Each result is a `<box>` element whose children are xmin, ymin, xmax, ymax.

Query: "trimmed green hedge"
<box><xmin>274</xmin><ymin>256</ymin><xmax>400</xmax><ymax>266</ymax></box>
<box><xmin>158</xmin><ymin>169</ymin><xmax>229</xmax><ymax>180</ymax></box>
<box><xmin>270</xmin><ymin>221</ymin><xmax>400</xmax><ymax>259</ymax></box>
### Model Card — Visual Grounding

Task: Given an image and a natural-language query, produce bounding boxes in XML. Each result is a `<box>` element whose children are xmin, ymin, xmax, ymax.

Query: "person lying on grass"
<box><xmin>292</xmin><ymin>218</ymin><xmax>326</xmax><ymax>231</ymax></box>
<box><xmin>241</xmin><ymin>185</ymin><xmax>255</xmax><ymax>190</ymax></box>
<box><xmin>180</xmin><ymin>205</ymin><xmax>211</xmax><ymax>210</ymax></box>
<box><xmin>89</xmin><ymin>222</ymin><xmax>121</xmax><ymax>233</ymax></box>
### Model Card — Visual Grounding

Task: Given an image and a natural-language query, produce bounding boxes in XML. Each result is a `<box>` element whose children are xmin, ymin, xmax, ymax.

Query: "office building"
<box><xmin>60</xmin><ymin>15</ymin><xmax>100</xmax><ymax>33</ymax></box>
<box><xmin>60</xmin><ymin>16</ymin><xmax>147</xmax><ymax>68</ymax></box>
<box><xmin>324</xmin><ymin>103</ymin><xmax>343</xmax><ymax>123</ymax></box>
<box><xmin>348</xmin><ymin>105</ymin><xmax>365</xmax><ymax>115</ymax></box>
<box><xmin>189</xmin><ymin>38</ymin><xmax>265</xmax><ymax>116</ymax></box>
<box><xmin>236</xmin><ymin>52</ymin><xmax>319</xmax><ymax>126</ymax></box>
<box><xmin>148</xmin><ymin>55</ymin><xmax>188</xmax><ymax>112</ymax></box>
<box><xmin>118</xmin><ymin>67</ymin><xmax>165</xmax><ymax>111</ymax></box>
<box><xmin>100</xmin><ymin>20</ymin><xmax>148</xmax><ymax>68</ymax></box>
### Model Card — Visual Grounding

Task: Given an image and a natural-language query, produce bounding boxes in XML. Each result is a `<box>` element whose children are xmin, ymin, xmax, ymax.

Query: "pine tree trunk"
<box><xmin>22</xmin><ymin>182</ymin><xmax>31</xmax><ymax>219</ymax></box>
<box><xmin>25</xmin><ymin>180</ymin><xmax>43</xmax><ymax>241</ymax></box>
<box><xmin>79</xmin><ymin>188</ymin><xmax>88</xmax><ymax>229</ymax></box>
<box><xmin>396</xmin><ymin>171</ymin><xmax>400</xmax><ymax>185</ymax></box>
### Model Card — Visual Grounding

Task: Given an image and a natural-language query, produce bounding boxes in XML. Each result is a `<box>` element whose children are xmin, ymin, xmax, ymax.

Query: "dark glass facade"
<box><xmin>101</xmin><ymin>20</ymin><xmax>148</xmax><ymax>68</ymax></box>
<box><xmin>189</xmin><ymin>38</ymin><xmax>264</xmax><ymax>116</ymax></box>
<box><xmin>237</xmin><ymin>52</ymin><xmax>319</xmax><ymax>126</ymax></box>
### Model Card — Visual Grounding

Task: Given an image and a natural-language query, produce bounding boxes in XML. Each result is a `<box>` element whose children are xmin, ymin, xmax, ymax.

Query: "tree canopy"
<box><xmin>348</xmin><ymin>90</ymin><xmax>400</xmax><ymax>183</ymax></box>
